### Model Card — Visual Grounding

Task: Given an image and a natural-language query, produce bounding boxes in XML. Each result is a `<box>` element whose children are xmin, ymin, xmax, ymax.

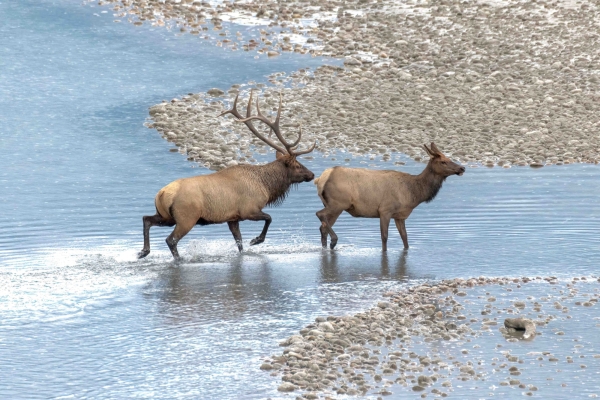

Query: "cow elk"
<box><xmin>138</xmin><ymin>91</ymin><xmax>316</xmax><ymax>261</ymax></box>
<box><xmin>314</xmin><ymin>143</ymin><xmax>464</xmax><ymax>251</ymax></box>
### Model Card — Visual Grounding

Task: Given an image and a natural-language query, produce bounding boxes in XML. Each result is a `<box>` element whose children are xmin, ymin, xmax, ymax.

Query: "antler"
<box><xmin>218</xmin><ymin>91</ymin><xmax>287</xmax><ymax>155</ymax></box>
<box><xmin>292</xmin><ymin>125</ymin><xmax>317</xmax><ymax>155</ymax></box>
<box><xmin>237</xmin><ymin>93</ymin><xmax>316</xmax><ymax>156</ymax></box>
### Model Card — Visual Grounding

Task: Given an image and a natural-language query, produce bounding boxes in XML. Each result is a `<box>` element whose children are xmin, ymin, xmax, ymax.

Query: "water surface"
<box><xmin>1</xmin><ymin>0</ymin><xmax>600</xmax><ymax>398</ymax></box>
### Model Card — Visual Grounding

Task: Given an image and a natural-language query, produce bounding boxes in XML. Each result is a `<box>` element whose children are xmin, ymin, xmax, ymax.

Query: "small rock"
<box><xmin>207</xmin><ymin>88</ymin><xmax>225</xmax><ymax>97</ymax></box>
<box><xmin>344</xmin><ymin>57</ymin><xmax>362</xmax><ymax>66</ymax></box>
<box><xmin>278</xmin><ymin>382</ymin><xmax>297</xmax><ymax>392</ymax></box>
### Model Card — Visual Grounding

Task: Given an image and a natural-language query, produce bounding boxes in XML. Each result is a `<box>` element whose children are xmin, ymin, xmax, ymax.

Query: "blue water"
<box><xmin>0</xmin><ymin>0</ymin><xmax>330</xmax><ymax>265</ymax></box>
<box><xmin>2</xmin><ymin>0</ymin><xmax>600</xmax><ymax>399</ymax></box>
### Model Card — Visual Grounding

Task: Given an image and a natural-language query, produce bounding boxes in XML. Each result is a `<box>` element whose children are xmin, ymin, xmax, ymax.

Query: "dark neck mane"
<box><xmin>255</xmin><ymin>159</ymin><xmax>294</xmax><ymax>207</ymax></box>
<box><xmin>415</xmin><ymin>163</ymin><xmax>446</xmax><ymax>204</ymax></box>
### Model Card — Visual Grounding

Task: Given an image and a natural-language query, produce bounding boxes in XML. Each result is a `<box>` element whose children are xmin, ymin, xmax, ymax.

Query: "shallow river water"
<box><xmin>1</xmin><ymin>0</ymin><xmax>600</xmax><ymax>399</ymax></box>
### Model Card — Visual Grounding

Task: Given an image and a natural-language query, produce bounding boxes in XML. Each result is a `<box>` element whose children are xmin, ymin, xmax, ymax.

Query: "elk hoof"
<box><xmin>250</xmin><ymin>236</ymin><xmax>265</xmax><ymax>246</ymax></box>
<box><xmin>137</xmin><ymin>249</ymin><xmax>150</xmax><ymax>259</ymax></box>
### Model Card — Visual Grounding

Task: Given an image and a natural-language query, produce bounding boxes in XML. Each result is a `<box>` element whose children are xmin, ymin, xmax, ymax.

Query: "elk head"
<box><xmin>423</xmin><ymin>143</ymin><xmax>465</xmax><ymax>177</ymax></box>
<box><xmin>275</xmin><ymin>151</ymin><xmax>314</xmax><ymax>183</ymax></box>
<box><xmin>219</xmin><ymin>91</ymin><xmax>316</xmax><ymax>183</ymax></box>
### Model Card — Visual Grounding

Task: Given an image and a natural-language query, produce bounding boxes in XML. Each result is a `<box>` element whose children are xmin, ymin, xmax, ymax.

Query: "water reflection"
<box><xmin>148</xmin><ymin>255</ymin><xmax>276</xmax><ymax>323</ymax></box>
<box><xmin>319</xmin><ymin>249</ymin><xmax>410</xmax><ymax>282</ymax></box>
<box><xmin>380</xmin><ymin>250</ymin><xmax>409</xmax><ymax>281</ymax></box>
<box><xmin>5</xmin><ymin>0</ymin><xmax>600</xmax><ymax>397</ymax></box>
<box><xmin>319</xmin><ymin>250</ymin><xmax>340</xmax><ymax>282</ymax></box>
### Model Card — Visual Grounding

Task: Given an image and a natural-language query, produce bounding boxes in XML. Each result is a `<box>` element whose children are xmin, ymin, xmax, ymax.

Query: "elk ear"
<box><xmin>423</xmin><ymin>144</ymin><xmax>436</xmax><ymax>158</ymax></box>
<box><xmin>430</xmin><ymin>142</ymin><xmax>443</xmax><ymax>156</ymax></box>
<box><xmin>275</xmin><ymin>151</ymin><xmax>286</xmax><ymax>160</ymax></box>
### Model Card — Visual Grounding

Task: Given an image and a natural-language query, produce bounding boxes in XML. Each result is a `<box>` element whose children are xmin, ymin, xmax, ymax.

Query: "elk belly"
<box><xmin>346</xmin><ymin>204</ymin><xmax>380</xmax><ymax>218</ymax></box>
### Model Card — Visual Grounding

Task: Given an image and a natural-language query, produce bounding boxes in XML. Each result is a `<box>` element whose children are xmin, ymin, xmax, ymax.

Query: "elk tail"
<box><xmin>315</xmin><ymin>168</ymin><xmax>334</xmax><ymax>205</ymax></box>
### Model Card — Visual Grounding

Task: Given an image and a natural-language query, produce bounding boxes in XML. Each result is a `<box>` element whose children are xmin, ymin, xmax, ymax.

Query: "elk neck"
<box><xmin>255</xmin><ymin>159</ymin><xmax>295</xmax><ymax>206</ymax></box>
<box><xmin>411</xmin><ymin>162</ymin><xmax>447</xmax><ymax>204</ymax></box>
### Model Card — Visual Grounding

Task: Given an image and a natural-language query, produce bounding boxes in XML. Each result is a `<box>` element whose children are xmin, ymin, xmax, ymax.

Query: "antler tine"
<box><xmin>218</xmin><ymin>94</ymin><xmax>241</xmax><ymax>118</ymax></box>
<box><xmin>218</xmin><ymin>91</ymin><xmax>287</xmax><ymax>155</ymax></box>
<box><xmin>257</xmin><ymin>93</ymin><xmax>296</xmax><ymax>153</ymax></box>
<box><xmin>272</xmin><ymin>93</ymin><xmax>296</xmax><ymax>151</ymax></box>
<box><xmin>269</xmin><ymin>93</ymin><xmax>283</xmax><ymax>140</ymax></box>
<box><xmin>245</xmin><ymin>90</ymin><xmax>253</xmax><ymax>118</ymax></box>
<box><xmin>289</xmin><ymin>124</ymin><xmax>302</xmax><ymax>149</ymax></box>
<box><xmin>232</xmin><ymin>93</ymin><xmax>314</xmax><ymax>156</ymax></box>
<box><xmin>292</xmin><ymin>140</ymin><xmax>317</xmax><ymax>156</ymax></box>
<box><xmin>239</xmin><ymin>94</ymin><xmax>296</xmax><ymax>153</ymax></box>
<box><xmin>274</xmin><ymin>93</ymin><xmax>282</xmax><ymax>130</ymax></box>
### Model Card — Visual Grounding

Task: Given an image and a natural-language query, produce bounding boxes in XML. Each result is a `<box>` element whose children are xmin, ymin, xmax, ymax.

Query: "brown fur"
<box><xmin>156</xmin><ymin>157</ymin><xmax>305</xmax><ymax>222</ymax></box>
<box><xmin>315</xmin><ymin>143</ymin><xmax>465</xmax><ymax>251</ymax></box>
<box><xmin>139</xmin><ymin>92</ymin><xmax>316</xmax><ymax>260</ymax></box>
<box><xmin>139</xmin><ymin>154</ymin><xmax>314</xmax><ymax>260</ymax></box>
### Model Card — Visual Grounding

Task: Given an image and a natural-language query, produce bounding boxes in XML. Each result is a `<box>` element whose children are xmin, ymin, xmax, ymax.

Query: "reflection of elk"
<box><xmin>315</xmin><ymin>143</ymin><xmax>465</xmax><ymax>251</ymax></box>
<box><xmin>138</xmin><ymin>92</ymin><xmax>315</xmax><ymax>260</ymax></box>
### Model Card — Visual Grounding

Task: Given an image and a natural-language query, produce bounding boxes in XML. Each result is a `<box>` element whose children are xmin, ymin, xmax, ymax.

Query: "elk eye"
<box><xmin>441</xmin><ymin>161</ymin><xmax>447</xmax><ymax>165</ymax></box>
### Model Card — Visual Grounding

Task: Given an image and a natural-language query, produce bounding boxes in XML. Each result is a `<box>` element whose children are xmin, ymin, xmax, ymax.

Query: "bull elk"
<box><xmin>138</xmin><ymin>91</ymin><xmax>316</xmax><ymax>261</ymax></box>
<box><xmin>315</xmin><ymin>143</ymin><xmax>464</xmax><ymax>251</ymax></box>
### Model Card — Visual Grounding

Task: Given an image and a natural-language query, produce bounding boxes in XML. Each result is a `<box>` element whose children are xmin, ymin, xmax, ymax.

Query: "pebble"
<box><xmin>119</xmin><ymin>0</ymin><xmax>600</xmax><ymax>169</ymax></box>
<box><xmin>262</xmin><ymin>275</ymin><xmax>600</xmax><ymax>397</ymax></box>
<box><xmin>99</xmin><ymin>1</ymin><xmax>600</xmax><ymax>396</ymax></box>
<box><xmin>278</xmin><ymin>382</ymin><xmax>297</xmax><ymax>392</ymax></box>
<box><xmin>207</xmin><ymin>88</ymin><xmax>225</xmax><ymax>97</ymax></box>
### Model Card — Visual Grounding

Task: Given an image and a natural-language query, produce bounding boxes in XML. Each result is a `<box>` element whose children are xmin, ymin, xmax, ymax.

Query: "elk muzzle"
<box><xmin>305</xmin><ymin>171</ymin><xmax>315</xmax><ymax>182</ymax></box>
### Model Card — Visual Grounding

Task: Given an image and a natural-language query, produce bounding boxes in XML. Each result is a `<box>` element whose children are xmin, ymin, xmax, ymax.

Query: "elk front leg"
<box><xmin>138</xmin><ymin>214</ymin><xmax>175</xmax><ymax>259</ymax></box>
<box><xmin>228</xmin><ymin>221</ymin><xmax>243</xmax><ymax>252</ymax></box>
<box><xmin>247</xmin><ymin>212</ymin><xmax>272</xmax><ymax>246</ymax></box>
<box><xmin>380</xmin><ymin>215</ymin><xmax>391</xmax><ymax>252</ymax></box>
<box><xmin>394</xmin><ymin>218</ymin><xmax>409</xmax><ymax>249</ymax></box>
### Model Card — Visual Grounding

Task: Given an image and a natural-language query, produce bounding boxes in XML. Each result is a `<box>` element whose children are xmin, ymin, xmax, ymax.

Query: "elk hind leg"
<box><xmin>138</xmin><ymin>214</ymin><xmax>175</xmax><ymax>259</ymax></box>
<box><xmin>228</xmin><ymin>221</ymin><xmax>243</xmax><ymax>252</ymax></box>
<box><xmin>165</xmin><ymin>219</ymin><xmax>195</xmax><ymax>261</ymax></box>
<box><xmin>394</xmin><ymin>218</ymin><xmax>409</xmax><ymax>249</ymax></box>
<box><xmin>316</xmin><ymin>209</ymin><xmax>342</xmax><ymax>249</ymax></box>
<box><xmin>380</xmin><ymin>215</ymin><xmax>391</xmax><ymax>252</ymax></box>
<box><xmin>319</xmin><ymin>223</ymin><xmax>328</xmax><ymax>248</ymax></box>
<box><xmin>247</xmin><ymin>212</ymin><xmax>272</xmax><ymax>246</ymax></box>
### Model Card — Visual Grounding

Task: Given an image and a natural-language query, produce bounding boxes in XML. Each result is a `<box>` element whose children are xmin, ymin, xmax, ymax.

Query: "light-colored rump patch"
<box><xmin>155</xmin><ymin>180</ymin><xmax>181</xmax><ymax>220</ymax></box>
<box><xmin>314</xmin><ymin>167</ymin><xmax>335</xmax><ymax>204</ymax></box>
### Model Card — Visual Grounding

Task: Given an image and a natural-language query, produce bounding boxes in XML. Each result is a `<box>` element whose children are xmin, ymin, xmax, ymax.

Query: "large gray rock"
<box><xmin>504</xmin><ymin>318</ymin><xmax>536</xmax><ymax>339</ymax></box>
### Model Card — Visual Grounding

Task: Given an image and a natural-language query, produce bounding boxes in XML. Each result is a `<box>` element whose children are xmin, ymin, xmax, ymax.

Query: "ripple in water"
<box><xmin>3</xmin><ymin>0</ymin><xmax>600</xmax><ymax>398</ymax></box>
